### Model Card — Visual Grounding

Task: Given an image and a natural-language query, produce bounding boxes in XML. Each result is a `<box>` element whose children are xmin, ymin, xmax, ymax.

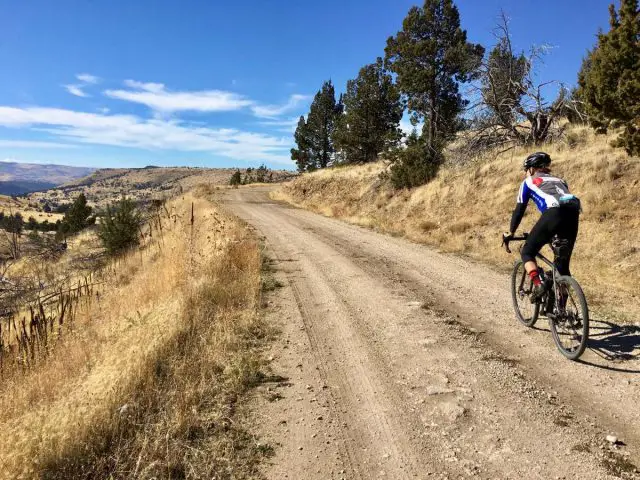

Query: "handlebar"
<box><xmin>502</xmin><ymin>232</ymin><xmax>528</xmax><ymax>254</ymax></box>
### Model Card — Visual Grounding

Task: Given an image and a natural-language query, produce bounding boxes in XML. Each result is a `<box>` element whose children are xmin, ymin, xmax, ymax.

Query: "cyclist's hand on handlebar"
<box><xmin>502</xmin><ymin>232</ymin><xmax>513</xmax><ymax>253</ymax></box>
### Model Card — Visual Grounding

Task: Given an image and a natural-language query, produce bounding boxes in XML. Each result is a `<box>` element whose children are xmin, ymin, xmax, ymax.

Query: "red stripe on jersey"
<box><xmin>533</xmin><ymin>177</ymin><xmax>543</xmax><ymax>186</ymax></box>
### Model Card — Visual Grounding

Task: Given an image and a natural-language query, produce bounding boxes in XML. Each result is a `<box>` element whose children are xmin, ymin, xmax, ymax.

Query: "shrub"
<box><xmin>388</xmin><ymin>137</ymin><xmax>442</xmax><ymax>189</ymax></box>
<box><xmin>61</xmin><ymin>193</ymin><xmax>94</xmax><ymax>234</ymax></box>
<box><xmin>229</xmin><ymin>170</ymin><xmax>242</xmax><ymax>187</ymax></box>
<box><xmin>98</xmin><ymin>197</ymin><xmax>142</xmax><ymax>255</ymax></box>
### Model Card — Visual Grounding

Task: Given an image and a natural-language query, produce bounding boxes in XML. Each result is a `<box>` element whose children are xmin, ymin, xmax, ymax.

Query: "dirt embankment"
<box><xmin>274</xmin><ymin>126</ymin><xmax>640</xmax><ymax>323</ymax></box>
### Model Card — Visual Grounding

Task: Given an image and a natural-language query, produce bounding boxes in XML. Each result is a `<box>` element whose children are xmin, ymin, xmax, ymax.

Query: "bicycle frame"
<box><xmin>535</xmin><ymin>252</ymin><xmax>562</xmax><ymax>315</ymax></box>
<box><xmin>503</xmin><ymin>234</ymin><xmax>563</xmax><ymax>315</ymax></box>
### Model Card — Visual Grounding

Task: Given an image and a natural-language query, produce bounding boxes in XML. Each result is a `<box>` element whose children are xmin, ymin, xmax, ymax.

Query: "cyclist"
<box><xmin>504</xmin><ymin>152</ymin><xmax>581</xmax><ymax>302</ymax></box>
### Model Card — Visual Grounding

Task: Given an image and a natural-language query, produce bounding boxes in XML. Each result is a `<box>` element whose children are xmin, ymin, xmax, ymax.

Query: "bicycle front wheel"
<box><xmin>549</xmin><ymin>276</ymin><xmax>589</xmax><ymax>360</ymax></box>
<box><xmin>511</xmin><ymin>260</ymin><xmax>539</xmax><ymax>327</ymax></box>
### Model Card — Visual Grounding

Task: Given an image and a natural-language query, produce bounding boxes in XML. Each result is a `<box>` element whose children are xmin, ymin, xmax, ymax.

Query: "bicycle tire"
<box><xmin>549</xmin><ymin>275</ymin><xmax>589</xmax><ymax>360</ymax></box>
<box><xmin>511</xmin><ymin>260</ymin><xmax>539</xmax><ymax>327</ymax></box>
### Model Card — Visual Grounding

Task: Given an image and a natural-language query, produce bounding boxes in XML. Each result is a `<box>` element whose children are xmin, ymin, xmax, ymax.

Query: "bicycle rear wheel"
<box><xmin>511</xmin><ymin>260</ymin><xmax>539</xmax><ymax>327</ymax></box>
<box><xmin>549</xmin><ymin>276</ymin><xmax>589</xmax><ymax>360</ymax></box>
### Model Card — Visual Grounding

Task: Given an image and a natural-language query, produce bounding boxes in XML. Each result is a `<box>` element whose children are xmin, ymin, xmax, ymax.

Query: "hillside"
<box><xmin>0</xmin><ymin>189</ymin><xmax>271</xmax><ymax>478</ymax></box>
<box><xmin>25</xmin><ymin>166</ymin><xmax>296</xmax><ymax>211</ymax></box>
<box><xmin>0</xmin><ymin>161</ymin><xmax>95</xmax><ymax>194</ymax></box>
<box><xmin>274</xmin><ymin>126</ymin><xmax>640</xmax><ymax>322</ymax></box>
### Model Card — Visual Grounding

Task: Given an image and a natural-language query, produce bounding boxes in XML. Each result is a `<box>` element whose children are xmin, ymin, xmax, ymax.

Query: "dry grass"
<box><xmin>0</xmin><ymin>190</ymin><xmax>272</xmax><ymax>479</ymax></box>
<box><xmin>0</xmin><ymin>194</ymin><xmax>64</xmax><ymax>223</ymax></box>
<box><xmin>276</xmin><ymin>125</ymin><xmax>640</xmax><ymax>322</ymax></box>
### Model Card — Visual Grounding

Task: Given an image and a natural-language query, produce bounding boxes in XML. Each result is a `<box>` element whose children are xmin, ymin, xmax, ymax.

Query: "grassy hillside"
<box><xmin>275</xmin><ymin>126</ymin><xmax>640</xmax><ymax>322</ymax></box>
<box><xmin>0</xmin><ymin>189</ymin><xmax>273</xmax><ymax>478</ymax></box>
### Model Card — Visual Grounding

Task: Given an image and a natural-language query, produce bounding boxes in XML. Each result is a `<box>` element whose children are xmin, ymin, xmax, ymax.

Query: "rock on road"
<box><xmin>224</xmin><ymin>186</ymin><xmax>640</xmax><ymax>480</ymax></box>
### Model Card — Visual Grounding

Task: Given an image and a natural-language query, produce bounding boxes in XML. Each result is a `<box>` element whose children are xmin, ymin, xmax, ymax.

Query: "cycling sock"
<box><xmin>529</xmin><ymin>270</ymin><xmax>542</xmax><ymax>286</ymax></box>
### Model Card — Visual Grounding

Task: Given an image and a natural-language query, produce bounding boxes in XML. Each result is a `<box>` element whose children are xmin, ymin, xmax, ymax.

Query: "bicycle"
<box><xmin>502</xmin><ymin>233</ymin><xmax>589</xmax><ymax>360</ymax></box>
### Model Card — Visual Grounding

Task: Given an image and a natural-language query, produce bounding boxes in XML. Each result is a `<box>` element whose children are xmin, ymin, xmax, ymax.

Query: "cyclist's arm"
<box><xmin>509</xmin><ymin>180</ymin><xmax>529</xmax><ymax>234</ymax></box>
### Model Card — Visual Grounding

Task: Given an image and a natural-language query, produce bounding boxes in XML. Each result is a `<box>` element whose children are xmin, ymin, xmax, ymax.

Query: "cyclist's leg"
<box><xmin>522</xmin><ymin>209</ymin><xmax>557</xmax><ymax>273</ymax></box>
<box><xmin>554</xmin><ymin>203</ymin><xmax>580</xmax><ymax>276</ymax></box>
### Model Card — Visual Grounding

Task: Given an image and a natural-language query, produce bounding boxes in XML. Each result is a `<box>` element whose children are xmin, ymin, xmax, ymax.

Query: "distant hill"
<box><xmin>0</xmin><ymin>161</ymin><xmax>95</xmax><ymax>195</ymax></box>
<box><xmin>27</xmin><ymin>166</ymin><xmax>298</xmax><ymax>210</ymax></box>
<box><xmin>0</xmin><ymin>180</ymin><xmax>57</xmax><ymax>196</ymax></box>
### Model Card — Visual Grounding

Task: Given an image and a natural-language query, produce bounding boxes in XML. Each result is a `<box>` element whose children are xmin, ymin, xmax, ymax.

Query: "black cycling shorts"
<box><xmin>521</xmin><ymin>201</ymin><xmax>580</xmax><ymax>276</ymax></box>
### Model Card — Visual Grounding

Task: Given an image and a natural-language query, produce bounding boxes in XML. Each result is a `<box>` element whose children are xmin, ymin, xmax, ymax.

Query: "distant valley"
<box><xmin>0</xmin><ymin>161</ymin><xmax>95</xmax><ymax>195</ymax></box>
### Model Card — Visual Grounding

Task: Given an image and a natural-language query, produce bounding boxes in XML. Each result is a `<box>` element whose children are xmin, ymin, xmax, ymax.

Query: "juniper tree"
<box><xmin>306</xmin><ymin>80</ymin><xmax>341</xmax><ymax>169</ymax></box>
<box><xmin>577</xmin><ymin>0</ymin><xmax>640</xmax><ymax>155</ymax></box>
<box><xmin>61</xmin><ymin>193</ymin><xmax>93</xmax><ymax>234</ymax></box>
<box><xmin>385</xmin><ymin>0</ymin><xmax>484</xmax><ymax>153</ymax></box>
<box><xmin>229</xmin><ymin>169</ymin><xmax>242</xmax><ymax>186</ymax></box>
<box><xmin>98</xmin><ymin>197</ymin><xmax>142</xmax><ymax>255</ymax></box>
<box><xmin>291</xmin><ymin>116</ymin><xmax>312</xmax><ymax>172</ymax></box>
<box><xmin>333</xmin><ymin>59</ymin><xmax>403</xmax><ymax>164</ymax></box>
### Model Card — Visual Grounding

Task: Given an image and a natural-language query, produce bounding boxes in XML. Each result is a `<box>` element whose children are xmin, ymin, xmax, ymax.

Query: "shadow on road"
<box><xmin>580</xmin><ymin>319</ymin><xmax>640</xmax><ymax>373</ymax></box>
<box><xmin>532</xmin><ymin>318</ymin><xmax>640</xmax><ymax>372</ymax></box>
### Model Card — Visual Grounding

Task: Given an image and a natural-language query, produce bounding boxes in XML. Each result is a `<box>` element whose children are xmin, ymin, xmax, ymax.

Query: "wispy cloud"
<box><xmin>251</xmin><ymin>94</ymin><xmax>310</xmax><ymax>118</ymax></box>
<box><xmin>64</xmin><ymin>73</ymin><xmax>100</xmax><ymax>97</ymax></box>
<box><xmin>105</xmin><ymin>80</ymin><xmax>253</xmax><ymax>113</ymax></box>
<box><xmin>0</xmin><ymin>106</ymin><xmax>293</xmax><ymax>164</ymax></box>
<box><xmin>64</xmin><ymin>84</ymin><xmax>89</xmax><ymax>97</ymax></box>
<box><xmin>257</xmin><ymin>116</ymin><xmax>301</xmax><ymax>133</ymax></box>
<box><xmin>0</xmin><ymin>139</ymin><xmax>78</xmax><ymax>149</ymax></box>
<box><xmin>76</xmin><ymin>73</ymin><xmax>100</xmax><ymax>84</ymax></box>
<box><xmin>105</xmin><ymin>80</ymin><xmax>310</xmax><ymax>120</ymax></box>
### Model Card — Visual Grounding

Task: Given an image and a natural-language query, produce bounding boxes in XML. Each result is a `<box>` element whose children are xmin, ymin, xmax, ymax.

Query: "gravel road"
<box><xmin>225</xmin><ymin>186</ymin><xmax>640</xmax><ymax>480</ymax></box>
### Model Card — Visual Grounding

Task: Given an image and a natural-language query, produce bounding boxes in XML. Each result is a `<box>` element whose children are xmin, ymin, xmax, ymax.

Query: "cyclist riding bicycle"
<box><xmin>503</xmin><ymin>152</ymin><xmax>581</xmax><ymax>303</ymax></box>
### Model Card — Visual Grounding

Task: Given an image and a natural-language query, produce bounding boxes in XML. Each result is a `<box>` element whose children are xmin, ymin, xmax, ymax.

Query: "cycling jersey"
<box><xmin>510</xmin><ymin>171</ymin><xmax>576</xmax><ymax>234</ymax></box>
<box><xmin>509</xmin><ymin>169</ymin><xmax>581</xmax><ymax>276</ymax></box>
<box><xmin>517</xmin><ymin>172</ymin><xmax>571</xmax><ymax>213</ymax></box>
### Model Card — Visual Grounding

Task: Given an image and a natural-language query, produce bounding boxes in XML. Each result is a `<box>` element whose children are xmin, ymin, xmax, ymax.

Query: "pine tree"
<box><xmin>578</xmin><ymin>0</ymin><xmax>640</xmax><ymax>155</ymax></box>
<box><xmin>291</xmin><ymin>116</ymin><xmax>312</xmax><ymax>172</ymax></box>
<box><xmin>385</xmin><ymin>0</ymin><xmax>484</xmax><ymax>152</ymax></box>
<box><xmin>62</xmin><ymin>193</ymin><xmax>93</xmax><ymax>234</ymax></box>
<box><xmin>306</xmin><ymin>80</ymin><xmax>340</xmax><ymax>169</ymax></box>
<box><xmin>333</xmin><ymin>59</ymin><xmax>404</xmax><ymax>164</ymax></box>
<box><xmin>98</xmin><ymin>197</ymin><xmax>142</xmax><ymax>255</ymax></box>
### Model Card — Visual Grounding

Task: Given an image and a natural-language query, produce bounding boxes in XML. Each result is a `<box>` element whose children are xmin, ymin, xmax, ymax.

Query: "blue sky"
<box><xmin>0</xmin><ymin>0</ymin><xmax>611</xmax><ymax>170</ymax></box>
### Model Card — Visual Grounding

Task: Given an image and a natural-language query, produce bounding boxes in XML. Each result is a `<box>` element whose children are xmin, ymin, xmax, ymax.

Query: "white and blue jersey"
<box><xmin>510</xmin><ymin>171</ymin><xmax>578</xmax><ymax>234</ymax></box>
<box><xmin>516</xmin><ymin>172</ymin><xmax>572</xmax><ymax>213</ymax></box>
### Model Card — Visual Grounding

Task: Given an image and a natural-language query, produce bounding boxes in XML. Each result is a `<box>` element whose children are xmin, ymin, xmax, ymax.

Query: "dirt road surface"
<box><xmin>224</xmin><ymin>186</ymin><xmax>640</xmax><ymax>480</ymax></box>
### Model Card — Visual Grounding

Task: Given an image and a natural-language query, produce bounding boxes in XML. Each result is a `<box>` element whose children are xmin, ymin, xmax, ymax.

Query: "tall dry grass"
<box><xmin>275</xmin><ymin>126</ymin><xmax>640</xmax><ymax>322</ymax></box>
<box><xmin>0</xmin><ymin>190</ymin><xmax>272</xmax><ymax>479</ymax></box>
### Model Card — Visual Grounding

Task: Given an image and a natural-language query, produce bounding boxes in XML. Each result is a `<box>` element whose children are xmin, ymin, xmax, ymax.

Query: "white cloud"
<box><xmin>257</xmin><ymin>116</ymin><xmax>301</xmax><ymax>133</ymax></box>
<box><xmin>105</xmin><ymin>81</ymin><xmax>253</xmax><ymax>113</ymax></box>
<box><xmin>251</xmin><ymin>94</ymin><xmax>310</xmax><ymax>118</ymax></box>
<box><xmin>0</xmin><ymin>106</ymin><xmax>293</xmax><ymax>164</ymax></box>
<box><xmin>76</xmin><ymin>73</ymin><xmax>99</xmax><ymax>84</ymax></box>
<box><xmin>0</xmin><ymin>139</ymin><xmax>78</xmax><ymax>149</ymax></box>
<box><xmin>65</xmin><ymin>84</ymin><xmax>89</xmax><ymax>98</ymax></box>
<box><xmin>98</xmin><ymin>107</ymin><xmax>110</xmax><ymax>114</ymax></box>
<box><xmin>123</xmin><ymin>79</ymin><xmax>165</xmax><ymax>93</ymax></box>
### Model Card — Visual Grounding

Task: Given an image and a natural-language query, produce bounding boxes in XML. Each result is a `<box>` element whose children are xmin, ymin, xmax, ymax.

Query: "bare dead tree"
<box><xmin>460</xmin><ymin>11</ymin><xmax>571</xmax><ymax>158</ymax></box>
